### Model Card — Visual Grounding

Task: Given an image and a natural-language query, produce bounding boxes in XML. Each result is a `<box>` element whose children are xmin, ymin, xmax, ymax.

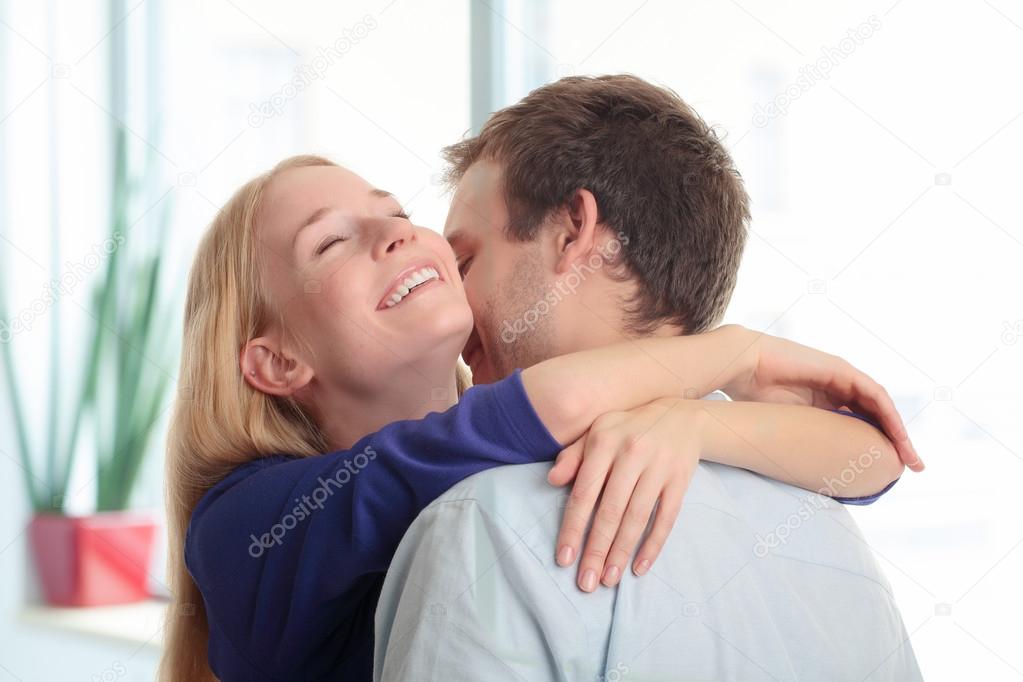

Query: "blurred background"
<box><xmin>1</xmin><ymin>0</ymin><xmax>1021</xmax><ymax>679</ymax></box>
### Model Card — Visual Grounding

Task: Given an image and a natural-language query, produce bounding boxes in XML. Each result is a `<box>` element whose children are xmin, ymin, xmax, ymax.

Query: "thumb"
<box><xmin>548</xmin><ymin>437</ymin><xmax>585</xmax><ymax>486</ymax></box>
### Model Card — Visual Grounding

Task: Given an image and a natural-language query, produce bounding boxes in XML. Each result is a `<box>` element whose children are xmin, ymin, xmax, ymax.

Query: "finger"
<box><xmin>633</xmin><ymin>478</ymin><xmax>688</xmax><ymax>576</ymax></box>
<box><xmin>548</xmin><ymin>437</ymin><xmax>585</xmax><ymax>486</ymax></box>
<box><xmin>600</xmin><ymin>470</ymin><xmax>663</xmax><ymax>587</ymax></box>
<box><xmin>554</xmin><ymin>435</ymin><xmax>616</xmax><ymax>569</ymax></box>
<box><xmin>576</xmin><ymin>463</ymin><xmax>643</xmax><ymax>592</ymax></box>
<box><xmin>848</xmin><ymin>376</ymin><xmax>924</xmax><ymax>472</ymax></box>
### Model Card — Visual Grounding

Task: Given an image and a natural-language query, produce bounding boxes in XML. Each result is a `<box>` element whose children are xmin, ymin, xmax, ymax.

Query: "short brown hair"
<box><xmin>443</xmin><ymin>74</ymin><xmax>750</xmax><ymax>335</ymax></box>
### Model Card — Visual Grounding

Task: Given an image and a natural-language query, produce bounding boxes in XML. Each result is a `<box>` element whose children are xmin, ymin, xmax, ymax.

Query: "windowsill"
<box><xmin>19</xmin><ymin>599</ymin><xmax>167</xmax><ymax>650</ymax></box>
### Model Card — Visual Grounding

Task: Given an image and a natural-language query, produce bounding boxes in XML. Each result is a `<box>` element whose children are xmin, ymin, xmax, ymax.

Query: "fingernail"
<box><xmin>602</xmin><ymin>564</ymin><xmax>620</xmax><ymax>585</ymax></box>
<box><xmin>557</xmin><ymin>545</ymin><xmax>574</xmax><ymax>566</ymax></box>
<box><xmin>580</xmin><ymin>569</ymin><xmax>597</xmax><ymax>592</ymax></box>
<box><xmin>634</xmin><ymin>559</ymin><xmax>650</xmax><ymax>576</ymax></box>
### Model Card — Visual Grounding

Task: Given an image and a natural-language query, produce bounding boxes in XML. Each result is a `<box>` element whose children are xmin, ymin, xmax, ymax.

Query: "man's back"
<box><xmin>375</xmin><ymin>460</ymin><xmax>920</xmax><ymax>681</ymax></box>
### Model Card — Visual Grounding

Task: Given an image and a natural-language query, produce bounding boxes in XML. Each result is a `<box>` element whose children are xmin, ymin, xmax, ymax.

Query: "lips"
<box><xmin>377</xmin><ymin>259</ymin><xmax>444</xmax><ymax>310</ymax></box>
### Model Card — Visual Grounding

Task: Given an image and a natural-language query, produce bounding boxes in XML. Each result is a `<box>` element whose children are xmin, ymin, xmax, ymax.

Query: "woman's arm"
<box><xmin>549</xmin><ymin>397</ymin><xmax>904</xmax><ymax>591</ymax></box>
<box><xmin>689</xmin><ymin>399</ymin><xmax>903</xmax><ymax>497</ymax></box>
<box><xmin>521</xmin><ymin>324</ymin><xmax>758</xmax><ymax>444</ymax></box>
<box><xmin>186</xmin><ymin>372</ymin><xmax>565</xmax><ymax>677</ymax></box>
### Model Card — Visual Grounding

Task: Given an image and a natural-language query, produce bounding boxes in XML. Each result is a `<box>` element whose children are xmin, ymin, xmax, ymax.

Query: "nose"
<box><xmin>373</xmin><ymin>215</ymin><xmax>416</xmax><ymax>260</ymax></box>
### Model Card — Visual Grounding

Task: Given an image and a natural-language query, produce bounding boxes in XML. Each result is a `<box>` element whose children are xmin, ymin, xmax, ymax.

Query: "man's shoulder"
<box><xmin>426</xmin><ymin>460</ymin><xmax>886</xmax><ymax>584</ymax></box>
<box><xmin>427</xmin><ymin>462</ymin><xmax>561</xmax><ymax>532</ymax></box>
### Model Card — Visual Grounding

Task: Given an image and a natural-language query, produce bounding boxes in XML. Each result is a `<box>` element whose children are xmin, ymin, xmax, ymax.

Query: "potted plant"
<box><xmin>1</xmin><ymin>128</ymin><xmax>176</xmax><ymax>605</ymax></box>
<box><xmin>0</xmin><ymin>0</ymin><xmax>177</xmax><ymax>607</ymax></box>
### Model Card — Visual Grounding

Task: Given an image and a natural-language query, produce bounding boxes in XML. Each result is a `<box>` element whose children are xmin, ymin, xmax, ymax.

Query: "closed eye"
<box><xmin>315</xmin><ymin>234</ymin><xmax>349</xmax><ymax>255</ymax></box>
<box><xmin>457</xmin><ymin>256</ymin><xmax>473</xmax><ymax>279</ymax></box>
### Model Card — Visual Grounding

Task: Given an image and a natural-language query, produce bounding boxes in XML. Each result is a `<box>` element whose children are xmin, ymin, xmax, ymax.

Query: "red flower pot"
<box><xmin>29</xmin><ymin>512</ymin><xmax>158</xmax><ymax>607</ymax></box>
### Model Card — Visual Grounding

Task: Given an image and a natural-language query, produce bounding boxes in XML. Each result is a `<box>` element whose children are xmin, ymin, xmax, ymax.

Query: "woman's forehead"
<box><xmin>267</xmin><ymin>165</ymin><xmax>371</xmax><ymax>211</ymax></box>
<box><xmin>259</xmin><ymin>166</ymin><xmax>374</xmax><ymax>240</ymax></box>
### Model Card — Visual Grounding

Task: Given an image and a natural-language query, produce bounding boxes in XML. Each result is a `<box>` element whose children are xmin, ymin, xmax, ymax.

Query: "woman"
<box><xmin>160</xmin><ymin>155</ymin><xmax>907</xmax><ymax>681</ymax></box>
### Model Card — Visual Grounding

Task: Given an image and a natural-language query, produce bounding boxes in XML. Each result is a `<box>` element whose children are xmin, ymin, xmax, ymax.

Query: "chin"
<box><xmin>404</xmin><ymin>298</ymin><xmax>473</xmax><ymax>363</ymax></box>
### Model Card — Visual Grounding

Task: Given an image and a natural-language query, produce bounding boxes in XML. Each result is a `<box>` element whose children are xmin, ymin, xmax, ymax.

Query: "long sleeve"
<box><xmin>184</xmin><ymin>369</ymin><xmax>562</xmax><ymax>680</ymax></box>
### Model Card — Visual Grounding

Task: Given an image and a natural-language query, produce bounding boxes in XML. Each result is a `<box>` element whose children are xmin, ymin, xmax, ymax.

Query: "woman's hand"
<box><xmin>547</xmin><ymin>398</ymin><xmax>704</xmax><ymax>592</ymax></box>
<box><xmin>719</xmin><ymin>326</ymin><xmax>923</xmax><ymax>472</ymax></box>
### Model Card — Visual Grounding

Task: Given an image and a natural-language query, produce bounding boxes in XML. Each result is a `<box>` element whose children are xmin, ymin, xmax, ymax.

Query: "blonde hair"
<box><xmin>158</xmin><ymin>154</ymin><xmax>470</xmax><ymax>680</ymax></box>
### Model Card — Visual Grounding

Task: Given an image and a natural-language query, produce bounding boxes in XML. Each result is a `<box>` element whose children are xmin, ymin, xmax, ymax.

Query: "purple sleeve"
<box><xmin>827</xmin><ymin>408</ymin><xmax>899</xmax><ymax>505</ymax></box>
<box><xmin>185</xmin><ymin>369</ymin><xmax>561</xmax><ymax>678</ymax></box>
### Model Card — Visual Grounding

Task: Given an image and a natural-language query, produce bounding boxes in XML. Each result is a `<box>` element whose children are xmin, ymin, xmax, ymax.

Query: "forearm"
<box><xmin>521</xmin><ymin>325</ymin><xmax>757</xmax><ymax>444</ymax></box>
<box><xmin>688</xmin><ymin>400</ymin><xmax>904</xmax><ymax>498</ymax></box>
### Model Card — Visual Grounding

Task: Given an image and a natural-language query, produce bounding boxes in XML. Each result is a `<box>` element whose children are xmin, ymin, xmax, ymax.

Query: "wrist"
<box><xmin>686</xmin><ymin>400</ymin><xmax>713</xmax><ymax>454</ymax></box>
<box><xmin>716</xmin><ymin>324</ymin><xmax>759</xmax><ymax>399</ymax></box>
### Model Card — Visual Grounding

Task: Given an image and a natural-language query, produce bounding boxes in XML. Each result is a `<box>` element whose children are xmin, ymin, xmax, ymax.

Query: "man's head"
<box><xmin>443</xmin><ymin>74</ymin><xmax>750</xmax><ymax>383</ymax></box>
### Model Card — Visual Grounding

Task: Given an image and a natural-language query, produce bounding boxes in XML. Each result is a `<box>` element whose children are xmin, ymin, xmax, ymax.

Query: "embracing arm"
<box><xmin>549</xmin><ymin>396</ymin><xmax>904</xmax><ymax>591</ymax></box>
<box><xmin>675</xmin><ymin>399</ymin><xmax>903</xmax><ymax>498</ymax></box>
<box><xmin>521</xmin><ymin>324</ymin><xmax>757</xmax><ymax>445</ymax></box>
<box><xmin>524</xmin><ymin>323</ymin><xmax>922</xmax><ymax>471</ymax></box>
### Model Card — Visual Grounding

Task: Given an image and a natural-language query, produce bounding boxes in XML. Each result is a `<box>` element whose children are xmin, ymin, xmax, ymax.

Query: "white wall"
<box><xmin>0</xmin><ymin>0</ymin><xmax>469</xmax><ymax>678</ymax></box>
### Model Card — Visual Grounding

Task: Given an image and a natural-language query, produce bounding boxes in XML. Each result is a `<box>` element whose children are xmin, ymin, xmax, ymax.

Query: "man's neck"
<box><xmin>562</xmin><ymin>316</ymin><xmax>685</xmax><ymax>354</ymax></box>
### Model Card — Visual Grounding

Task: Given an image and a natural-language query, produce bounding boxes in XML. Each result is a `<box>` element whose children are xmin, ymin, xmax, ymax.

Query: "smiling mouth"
<box><xmin>378</xmin><ymin>264</ymin><xmax>442</xmax><ymax>310</ymax></box>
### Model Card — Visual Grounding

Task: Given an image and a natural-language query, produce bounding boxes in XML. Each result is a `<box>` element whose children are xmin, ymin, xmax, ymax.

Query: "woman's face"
<box><xmin>254</xmin><ymin>164</ymin><xmax>472</xmax><ymax>400</ymax></box>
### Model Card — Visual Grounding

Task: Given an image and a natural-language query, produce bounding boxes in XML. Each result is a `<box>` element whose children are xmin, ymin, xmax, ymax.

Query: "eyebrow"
<box><xmin>291</xmin><ymin>188</ymin><xmax>396</xmax><ymax>249</ymax></box>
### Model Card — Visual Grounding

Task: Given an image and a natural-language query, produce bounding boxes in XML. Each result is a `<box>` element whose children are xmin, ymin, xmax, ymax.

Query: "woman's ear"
<box><xmin>240</xmin><ymin>337</ymin><xmax>314</xmax><ymax>396</ymax></box>
<box><xmin>554</xmin><ymin>188</ymin><xmax>601</xmax><ymax>276</ymax></box>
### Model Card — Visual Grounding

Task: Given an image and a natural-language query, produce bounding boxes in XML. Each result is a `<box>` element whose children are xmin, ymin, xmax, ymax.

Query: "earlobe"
<box><xmin>240</xmin><ymin>338</ymin><xmax>313</xmax><ymax>396</ymax></box>
<box><xmin>555</xmin><ymin>189</ymin><xmax>600</xmax><ymax>275</ymax></box>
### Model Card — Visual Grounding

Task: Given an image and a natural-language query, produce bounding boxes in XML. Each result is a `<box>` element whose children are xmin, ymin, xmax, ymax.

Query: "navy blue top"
<box><xmin>185</xmin><ymin>373</ymin><xmax>894</xmax><ymax>680</ymax></box>
<box><xmin>185</xmin><ymin>369</ymin><xmax>563</xmax><ymax>681</ymax></box>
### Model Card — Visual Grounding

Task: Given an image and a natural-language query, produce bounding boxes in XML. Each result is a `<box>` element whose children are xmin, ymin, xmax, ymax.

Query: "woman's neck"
<box><xmin>315</xmin><ymin>368</ymin><xmax>460</xmax><ymax>452</ymax></box>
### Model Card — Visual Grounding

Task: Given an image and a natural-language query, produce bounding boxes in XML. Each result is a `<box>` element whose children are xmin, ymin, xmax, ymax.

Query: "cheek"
<box><xmin>464</xmin><ymin>264</ymin><xmax>501</xmax><ymax>326</ymax></box>
<box><xmin>302</xmin><ymin>267</ymin><xmax>375</xmax><ymax>347</ymax></box>
<box><xmin>320</xmin><ymin>272</ymin><xmax>362</xmax><ymax>316</ymax></box>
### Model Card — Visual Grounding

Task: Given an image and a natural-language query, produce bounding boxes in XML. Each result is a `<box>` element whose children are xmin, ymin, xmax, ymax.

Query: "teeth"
<box><xmin>383</xmin><ymin>266</ymin><xmax>440</xmax><ymax>308</ymax></box>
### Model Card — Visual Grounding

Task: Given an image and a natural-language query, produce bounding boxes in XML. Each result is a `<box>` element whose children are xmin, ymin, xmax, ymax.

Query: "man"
<box><xmin>374</xmin><ymin>75</ymin><xmax>922</xmax><ymax>680</ymax></box>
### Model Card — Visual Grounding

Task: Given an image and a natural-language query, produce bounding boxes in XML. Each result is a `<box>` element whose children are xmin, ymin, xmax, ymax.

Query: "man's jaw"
<box><xmin>463</xmin><ymin>332</ymin><xmax>501</xmax><ymax>384</ymax></box>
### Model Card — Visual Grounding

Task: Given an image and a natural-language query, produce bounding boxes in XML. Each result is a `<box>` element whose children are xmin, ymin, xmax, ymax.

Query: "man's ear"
<box><xmin>240</xmin><ymin>336</ymin><xmax>314</xmax><ymax>396</ymax></box>
<box><xmin>554</xmin><ymin>189</ymin><xmax>601</xmax><ymax>275</ymax></box>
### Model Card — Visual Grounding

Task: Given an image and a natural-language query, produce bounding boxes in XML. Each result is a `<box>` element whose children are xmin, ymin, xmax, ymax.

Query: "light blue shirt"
<box><xmin>374</xmin><ymin>458</ymin><xmax>921</xmax><ymax>681</ymax></box>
